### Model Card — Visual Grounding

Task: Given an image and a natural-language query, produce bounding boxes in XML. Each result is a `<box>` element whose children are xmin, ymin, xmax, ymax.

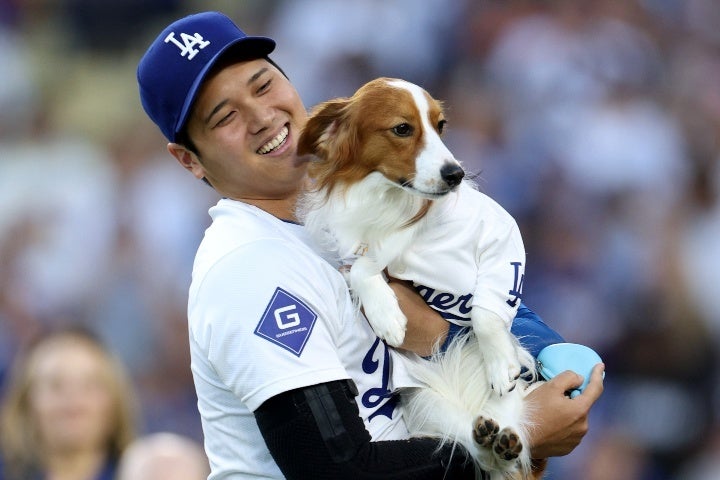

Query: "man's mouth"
<box><xmin>257</xmin><ymin>126</ymin><xmax>289</xmax><ymax>154</ymax></box>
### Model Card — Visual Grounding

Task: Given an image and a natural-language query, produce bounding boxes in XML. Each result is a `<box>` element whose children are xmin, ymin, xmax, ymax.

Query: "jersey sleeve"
<box><xmin>189</xmin><ymin>238</ymin><xmax>352</xmax><ymax>412</ymax></box>
<box><xmin>471</xmin><ymin>214</ymin><xmax>526</xmax><ymax>326</ymax></box>
<box><xmin>511</xmin><ymin>303</ymin><xmax>565</xmax><ymax>357</ymax></box>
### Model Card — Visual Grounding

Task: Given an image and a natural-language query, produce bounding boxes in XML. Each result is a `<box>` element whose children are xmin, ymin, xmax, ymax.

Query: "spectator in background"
<box><xmin>0</xmin><ymin>327</ymin><xmax>137</xmax><ymax>480</ymax></box>
<box><xmin>116</xmin><ymin>432</ymin><xmax>210</xmax><ymax>480</ymax></box>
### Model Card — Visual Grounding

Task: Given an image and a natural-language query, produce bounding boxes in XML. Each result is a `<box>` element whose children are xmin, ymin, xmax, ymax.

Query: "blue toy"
<box><xmin>536</xmin><ymin>343</ymin><xmax>604</xmax><ymax>398</ymax></box>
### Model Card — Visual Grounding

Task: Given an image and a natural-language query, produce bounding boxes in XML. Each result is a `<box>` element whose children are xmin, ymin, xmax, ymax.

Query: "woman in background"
<box><xmin>0</xmin><ymin>327</ymin><xmax>137</xmax><ymax>480</ymax></box>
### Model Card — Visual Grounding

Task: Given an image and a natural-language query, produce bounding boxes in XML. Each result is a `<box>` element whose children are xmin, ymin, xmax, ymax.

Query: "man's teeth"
<box><xmin>258</xmin><ymin>126</ymin><xmax>289</xmax><ymax>154</ymax></box>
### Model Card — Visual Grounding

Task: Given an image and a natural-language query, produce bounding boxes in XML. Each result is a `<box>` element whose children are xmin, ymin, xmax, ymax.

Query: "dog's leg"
<box><xmin>471</xmin><ymin>307</ymin><xmax>523</xmax><ymax>395</ymax></box>
<box><xmin>400</xmin><ymin>337</ymin><xmax>532</xmax><ymax>479</ymax></box>
<box><xmin>350</xmin><ymin>255</ymin><xmax>407</xmax><ymax>347</ymax></box>
<box><xmin>474</xmin><ymin>389</ymin><xmax>533</xmax><ymax>479</ymax></box>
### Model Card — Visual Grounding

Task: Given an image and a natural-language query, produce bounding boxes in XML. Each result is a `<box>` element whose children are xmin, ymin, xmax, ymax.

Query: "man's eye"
<box><xmin>258</xmin><ymin>79</ymin><xmax>271</xmax><ymax>93</ymax></box>
<box><xmin>438</xmin><ymin>119</ymin><xmax>447</xmax><ymax>134</ymax></box>
<box><xmin>215</xmin><ymin>111</ymin><xmax>235</xmax><ymax>127</ymax></box>
<box><xmin>392</xmin><ymin>123</ymin><xmax>414</xmax><ymax>137</ymax></box>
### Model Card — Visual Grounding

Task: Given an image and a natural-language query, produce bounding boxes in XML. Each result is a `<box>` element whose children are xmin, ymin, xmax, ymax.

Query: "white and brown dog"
<box><xmin>298</xmin><ymin>78</ymin><xmax>539</xmax><ymax>479</ymax></box>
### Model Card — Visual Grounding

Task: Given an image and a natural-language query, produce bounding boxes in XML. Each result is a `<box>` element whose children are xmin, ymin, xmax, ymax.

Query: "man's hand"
<box><xmin>388</xmin><ymin>278</ymin><xmax>449</xmax><ymax>357</ymax></box>
<box><xmin>526</xmin><ymin>363</ymin><xmax>605</xmax><ymax>459</ymax></box>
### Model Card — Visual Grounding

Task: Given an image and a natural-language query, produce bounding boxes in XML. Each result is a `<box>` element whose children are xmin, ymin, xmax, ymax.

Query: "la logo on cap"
<box><xmin>164</xmin><ymin>31</ymin><xmax>210</xmax><ymax>60</ymax></box>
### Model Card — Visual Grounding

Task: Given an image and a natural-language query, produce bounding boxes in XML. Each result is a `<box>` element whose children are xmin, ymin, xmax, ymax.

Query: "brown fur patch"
<box><xmin>299</xmin><ymin>77</ymin><xmax>447</xmax><ymax>223</ymax></box>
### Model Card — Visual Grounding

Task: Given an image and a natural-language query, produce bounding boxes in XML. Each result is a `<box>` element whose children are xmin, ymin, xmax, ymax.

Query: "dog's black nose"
<box><xmin>440</xmin><ymin>162</ymin><xmax>465</xmax><ymax>188</ymax></box>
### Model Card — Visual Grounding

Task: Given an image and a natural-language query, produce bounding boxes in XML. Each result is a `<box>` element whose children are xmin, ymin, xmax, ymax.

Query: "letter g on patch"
<box><xmin>255</xmin><ymin>288</ymin><xmax>317</xmax><ymax>356</ymax></box>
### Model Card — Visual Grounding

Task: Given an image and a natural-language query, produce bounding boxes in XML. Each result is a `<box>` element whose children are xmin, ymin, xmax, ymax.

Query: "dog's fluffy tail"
<box><xmin>399</xmin><ymin>332</ymin><xmax>534</xmax><ymax>480</ymax></box>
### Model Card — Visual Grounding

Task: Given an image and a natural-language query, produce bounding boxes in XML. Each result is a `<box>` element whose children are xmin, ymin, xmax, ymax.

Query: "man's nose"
<box><xmin>247</xmin><ymin>104</ymin><xmax>274</xmax><ymax>135</ymax></box>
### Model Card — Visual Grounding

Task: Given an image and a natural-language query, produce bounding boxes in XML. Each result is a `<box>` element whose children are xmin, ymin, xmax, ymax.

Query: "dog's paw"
<box><xmin>374</xmin><ymin>317</ymin><xmax>407</xmax><ymax>347</ymax></box>
<box><xmin>364</xmin><ymin>300</ymin><xmax>407</xmax><ymax>347</ymax></box>
<box><xmin>474</xmin><ymin>418</ymin><xmax>524</xmax><ymax>470</ymax></box>
<box><xmin>483</xmin><ymin>355</ymin><xmax>522</xmax><ymax>396</ymax></box>
<box><xmin>353</xmin><ymin>273</ymin><xmax>407</xmax><ymax>346</ymax></box>
<box><xmin>473</xmin><ymin>416</ymin><xmax>499</xmax><ymax>448</ymax></box>
<box><xmin>492</xmin><ymin>427</ymin><xmax>523</xmax><ymax>464</ymax></box>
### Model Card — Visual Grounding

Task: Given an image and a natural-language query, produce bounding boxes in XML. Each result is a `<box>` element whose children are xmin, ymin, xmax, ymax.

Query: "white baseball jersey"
<box><xmin>387</xmin><ymin>181</ymin><xmax>526</xmax><ymax>328</ymax></box>
<box><xmin>188</xmin><ymin>199</ymin><xmax>408</xmax><ymax>480</ymax></box>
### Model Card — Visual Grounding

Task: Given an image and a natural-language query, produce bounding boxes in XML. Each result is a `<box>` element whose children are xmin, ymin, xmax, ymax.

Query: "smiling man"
<box><xmin>137</xmin><ymin>11</ymin><xmax>603</xmax><ymax>480</ymax></box>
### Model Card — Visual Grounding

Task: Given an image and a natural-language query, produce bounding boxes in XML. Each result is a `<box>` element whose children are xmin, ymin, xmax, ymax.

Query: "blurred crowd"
<box><xmin>0</xmin><ymin>0</ymin><xmax>718</xmax><ymax>479</ymax></box>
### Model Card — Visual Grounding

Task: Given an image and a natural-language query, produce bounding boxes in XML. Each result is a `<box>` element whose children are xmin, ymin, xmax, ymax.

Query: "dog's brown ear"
<box><xmin>298</xmin><ymin>99</ymin><xmax>349</xmax><ymax>158</ymax></box>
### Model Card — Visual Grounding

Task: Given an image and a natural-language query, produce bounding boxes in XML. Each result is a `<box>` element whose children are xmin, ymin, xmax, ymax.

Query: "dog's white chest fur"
<box><xmin>301</xmin><ymin>172</ymin><xmax>428</xmax><ymax>262</ymax></box>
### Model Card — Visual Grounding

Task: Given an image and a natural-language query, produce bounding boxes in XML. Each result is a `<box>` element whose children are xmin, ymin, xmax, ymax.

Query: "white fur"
<box><xmin>301</xmin><ymin>172</ymin><xmax>425</xmax><ymax>345</ymax></box>
<box><xmin>400</xmin><ymin>334</ymin><xmax>537</xmax><ymax>480</ymax></box>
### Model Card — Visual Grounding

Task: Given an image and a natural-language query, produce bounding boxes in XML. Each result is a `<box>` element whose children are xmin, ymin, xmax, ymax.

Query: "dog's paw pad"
<box><xmin>493</xmin><ymin>428</ymin><xmax>523</xmax><ymax>461</ymax></box>
<box><xmin>473</xmin><ymin>416</ymin><xmax>499</xmax><ymax>448</ymax></box>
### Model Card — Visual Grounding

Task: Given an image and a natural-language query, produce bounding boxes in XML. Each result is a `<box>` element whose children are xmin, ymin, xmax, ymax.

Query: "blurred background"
<box><xmin>0</xmin><ymin>0</ymin><xmax>718</xmax><ymax>478</ymax></box>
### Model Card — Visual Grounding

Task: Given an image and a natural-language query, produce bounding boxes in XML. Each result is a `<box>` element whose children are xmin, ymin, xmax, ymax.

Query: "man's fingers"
<box><xmin>576</xmin><ymin>363</ymin><xmax>605</xmax><ymax>403</ymax></box>
<box><xmin>547</xmin><ymin>369</ymin><xmax>584</xmax><ymax>391</ymax></box>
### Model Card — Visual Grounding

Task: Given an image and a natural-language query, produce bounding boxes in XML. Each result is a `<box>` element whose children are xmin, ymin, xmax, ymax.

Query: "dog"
<box><xmin>297</xmin><ymin>77</ymin><xmax>539</xmax><ymax>479</ymax></box>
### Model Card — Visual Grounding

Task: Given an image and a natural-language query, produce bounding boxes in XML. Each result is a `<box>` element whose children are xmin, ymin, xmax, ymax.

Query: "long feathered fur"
<box><xmin>399</xmin><ymin>333</ymin><xmax>537</xmax><ymax>480</ymax></box>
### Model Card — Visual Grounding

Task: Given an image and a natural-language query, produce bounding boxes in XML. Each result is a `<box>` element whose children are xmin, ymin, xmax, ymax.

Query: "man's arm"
<box><xmin>389</xmin><ymin>279</ymin><xmax>564</xmax><ymax>357</ymax></box>
<box><xmin>388</xmin><ymin>278</ymin><xmax>604</xmax><ymax>460</ymax></box>
<box><xmin>255</xmin><ymin>371</ymin><xmax>604</xmax><ymax>479</ymax></box>
<box><xmin>255</xmin><ymin>379</ymin><xmax>477</xmax><ymax>480</ymax></box>
<box><xmin>510</xmin><ymin>303</ymin><xmax>565</xmax><ymax>357</ymax></box>
<box><xmin>390</xmin><ymin>279</ymin><xmax>449</xmax><ymax>357</ymax></box>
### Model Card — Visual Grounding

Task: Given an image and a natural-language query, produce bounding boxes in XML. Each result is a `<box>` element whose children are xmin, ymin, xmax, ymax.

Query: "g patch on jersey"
<box><xmin>255</xmin><ymin>287</ymin><xmax>317</xmax><ymax>356</ymax></box>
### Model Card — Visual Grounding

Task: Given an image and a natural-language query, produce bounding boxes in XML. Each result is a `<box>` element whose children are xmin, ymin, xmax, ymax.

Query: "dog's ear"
<box><xmin>298</xmin><ymin>99</ymin><xmax>349</xmax><ymax>158</ymax></box>
<box><xmin>301</xmin><ymin>97</ymin><xmax>362</xmax><ymax>194</ymax></box>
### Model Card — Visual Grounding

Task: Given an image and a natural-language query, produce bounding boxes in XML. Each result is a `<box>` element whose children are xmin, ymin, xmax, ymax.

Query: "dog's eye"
<box><xmin>438</xmin><ymin>119</ymin><xmax>447</xmax><ymax>134</ymax></box>
<box><xmin>392</xmin><ymin>123</ymin><xmax>414</xmax><ymax>137</ymax></box>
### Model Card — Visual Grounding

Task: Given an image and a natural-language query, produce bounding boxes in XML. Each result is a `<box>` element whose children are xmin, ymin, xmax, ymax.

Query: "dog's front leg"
<box><xmin>471</xmin><ymin>307</ymin><xmax>522</xmax><ymax>395</ymax></box>
<box><xmin>350</xmin><ymin>255</ymin><xmax>407</xmax><ymax>347</ymax></box>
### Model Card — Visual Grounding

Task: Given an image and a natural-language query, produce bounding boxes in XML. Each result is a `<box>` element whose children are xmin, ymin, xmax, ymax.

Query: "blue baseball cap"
<box><xmin>137</xmin><ymin>11</ymin><xmax>275</xmax><ymax>142</ymax></box>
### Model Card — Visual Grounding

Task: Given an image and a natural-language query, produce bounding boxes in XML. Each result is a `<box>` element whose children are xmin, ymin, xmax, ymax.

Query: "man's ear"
<box><xmin>168</xmin><ymin>143</ymin><xmax>205</xmax><ymax>180</ymax></box>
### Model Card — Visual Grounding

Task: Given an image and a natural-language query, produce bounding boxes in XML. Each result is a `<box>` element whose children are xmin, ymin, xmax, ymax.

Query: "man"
<box><xmin>137</xmin><ymin>11</ymin><xmax>603</xmax><ymax>479</ymax></box>
<box><xmin>116</xmin><ymin>433</ymin><xmax>210</xmax><ymax>480</ymax></box>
